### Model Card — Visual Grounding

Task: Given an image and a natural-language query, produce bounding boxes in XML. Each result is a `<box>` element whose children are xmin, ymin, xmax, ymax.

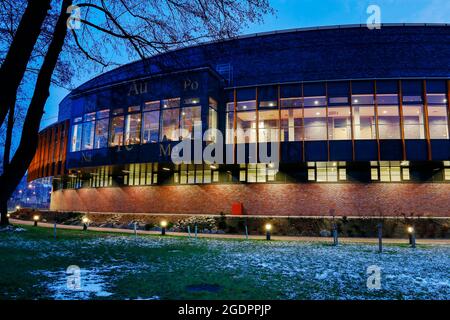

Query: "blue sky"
<box><xmin>42</xmin><ymin>0</ymin><xmax>450</xmax><ymax>128</ymax></box>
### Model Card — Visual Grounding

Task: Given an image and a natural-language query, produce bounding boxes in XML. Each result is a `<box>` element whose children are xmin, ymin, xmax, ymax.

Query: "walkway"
<box><xmin>10</xmin><ymin>219</ymin><xmax>450</xmax><ymax>245</ymax></box>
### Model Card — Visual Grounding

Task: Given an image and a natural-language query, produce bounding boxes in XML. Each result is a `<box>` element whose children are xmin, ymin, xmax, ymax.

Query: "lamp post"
<box><xmin>407</xmin><ymin>226</ymin><xmax>416</xmax><ymax>248</ymax></box>
<box><xmin>160</xmin><ymin>220</ymin><xmax>167</xmax><ymax>236</ymax></box>
<box><xmin>6</xmin><ymin>213</ymin><xmax>11</xmax><ymax>219</ymax></box>
<box><xmin>377</xmin><ymin>223</ymin><xmax>383</xmax><ymax>253</ymax></box>
<box><xmin>33</xmin><ymin>215</ymin><xmax>40</xmax><ymax>227</ymax></box>
<box><xmin>265</xmin><ymin>223</ymin><xmax>272</xmax><ymax>241</ymax></box>
<box><xmin>82</xmin><ymin>217</ymin><xmax>90</xmax><ymax>231</ymax></box>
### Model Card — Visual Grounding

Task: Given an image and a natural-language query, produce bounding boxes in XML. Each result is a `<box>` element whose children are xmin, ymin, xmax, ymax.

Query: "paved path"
<box><xmin>10</xmin><ymin>219</ymin><xmax>450</xmax><ymax>245</ymax></box>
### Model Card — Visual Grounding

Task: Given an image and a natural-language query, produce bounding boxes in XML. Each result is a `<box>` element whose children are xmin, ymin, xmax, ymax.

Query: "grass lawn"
<box><xmin>0</xmin><ymin>225</ymin><xmax>449</xmax><ymax>300</ymax></box>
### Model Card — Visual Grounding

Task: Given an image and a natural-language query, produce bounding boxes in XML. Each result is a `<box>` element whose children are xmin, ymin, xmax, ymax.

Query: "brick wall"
<box><xmin>50</xmin><ymin>183</ymin><xmax>450</xmax><ymax>217</ymax></box>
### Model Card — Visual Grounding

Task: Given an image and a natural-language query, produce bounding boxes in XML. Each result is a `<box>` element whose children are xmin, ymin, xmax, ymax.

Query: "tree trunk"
<box><xmin>0</xmin><ymin>198</ymin><xmax>8</xmax><ymax>226</ymax></box>
<box><xmin>0</xmin><ymin>0</ymin><xmax>72</xmax><ymax>215</ymax></box>
<box><xmin>0</xmin><ymin>0</ymin><xmax>52</xmax><ymax>126</ymax></box>
<box><xmin>3</xmin><ymin>104</ymin><xmax>15</xmax><ymax>172</ymax></box>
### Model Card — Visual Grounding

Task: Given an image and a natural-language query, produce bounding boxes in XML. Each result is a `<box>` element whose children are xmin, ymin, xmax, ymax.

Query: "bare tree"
<box><xmin>0</xmin><ymin>0</ymin><xmax>273</xmax><ymax>225</ymax></box>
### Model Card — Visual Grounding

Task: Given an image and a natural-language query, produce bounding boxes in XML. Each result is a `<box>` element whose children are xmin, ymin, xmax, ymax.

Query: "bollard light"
<box><xmin>407</xmin><ymin>226</ymin><xmax>416</xmax><ymax>248</ymax></box>
<box><xmin>161</xmin><ymin>220</ymin><xmax>168</xmax><ymax>236</ymax></box>
<box><xmin>82</xmin><ymin>217</ymin><xmax>90</xmax><ymax>231</ymax></box>
<box><xmin>265</xmin><ymin>223</ymin><xmax>272</xmax><ymax>241</ymax></box>
<box><xmin>33</xmin><ymin>215</ymin><xmax>40</xmax><ymax>227</ymax></box>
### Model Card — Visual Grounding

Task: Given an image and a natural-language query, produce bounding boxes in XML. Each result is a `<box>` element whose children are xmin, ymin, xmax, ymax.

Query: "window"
<box><xmin>125</xmin><ymin>113</ymin><xmax>141</xmax><ymax>145</ymax></box>
<box><xmin>307</xmin><ymin>162</ymin><xmax>346</xmax><ymax>182</ymax></box>
<box><xmin>427</xmin><ymin>94</ymin><xmax>449</xmax><ymax>139</ymax></box>
<box><xmin>352</xmin><ymin>95</ymin><xmax>376</xmax><ymax>139</ymax></box>
<box><xmin>236</xmin><ymin>100</ymin><xmax>257</xmax><ymax>143</ymax></box>
<box><xmin>259</xmin><ymin>110</ymin><xmax>279</xmax><ymax>142</ymax></box>
<box><xmin>226</xmin><ymin>102</ymin><xmax>235</xmax><ymax>144</ymax></box>
<box><xmin>94</xmin><ymin>118</ymin><xmax>109</xmax><ymax>149</ymax></box>
<box><xmin>109</xmin><ymin>116</ymin><xmax>124</xmax><ymax>146</ymax></box>
<box><xmin>123</xmin><ymin>163</ymin><xmax>157</xmax><ymax>186</ymax></box>
<box><xmin>162</xmin><ymin>98</ymin><xmax>180</xmax><ymax>109</ymax></box>
<box><xmin>82</xmin><ymin>120</ymin><xmax>94</xmax><ymax>150</ymax></box>
<box><xmin>303</xmin><ymin>97</ymin><xmax>327</xmax><ymax>140</ymax></box>
<box><xmin>144</xmin><ymin>101</ymin><xmax>160</xmax><ymax>112</ymax></box>
<box><xmin>403</xmin><ymin>104</ymin><xmax>425</xmax><ymax>139</ymax></box>
<box><xmin>142</xmin><ymin>111</ymin><xmax>160</xmax><ymax>144</ymax></box>
<box><xmin>327</xmin><ymin>105</ymin><xmax>351</xmax><ymax>140</ymax></box>
<box><xmin>89</xmin><ymin>166</ymin><xmax>112</xmax><ymax>188</ymax></box>
<box><xmin>280</xmin><ymin>98</ymin><xmax>303</xmax><ymax>142</ymax></box>
<box><xmin>444</xmin><ymin>161</ymin><xmax>450</xmax><ymax>181</ymax></box>
<box><xmin>71</xmin><ymin>123</ymin><xmax>82</xmax><ymax>152</ymax></box>
<box><xmin>377</xmin><ymin>94</ymin><xmax>401</xmax><ymax>139</ymax></box>
<box><xmin>160</xmin><ymin>108</ymin><xmax>180</xmax><ymax>142</ymax></box>
<box><xmin>206</xmin><ymin>98</ymin><xmax>218</xmax><ymax>143</ymax></box>
<box><xmin>373</xmin><ymin>161</ymin><xmax>403</xmax><ymax>182</ymax></box>
<box><xmin>180</xmin><ymin>106</ymin><xmax>201</xmax><ymax>140</ymax></box>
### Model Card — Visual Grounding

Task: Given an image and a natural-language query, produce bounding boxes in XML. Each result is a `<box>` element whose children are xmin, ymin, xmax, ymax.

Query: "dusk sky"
<box><xmin>42</xmin><ymin>0</ymin><xmax>450</xmax><ymax>128</ymax></box>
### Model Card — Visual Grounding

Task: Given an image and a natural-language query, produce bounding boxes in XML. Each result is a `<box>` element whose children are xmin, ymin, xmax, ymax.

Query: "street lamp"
<box><xmin>15</xmin><ymin>205</ymin><xmax>21</xmax><ymax>211</ymax></box>
<box><xmin>33</xmin><ymin>215</ymin><xmax>40</xmax><ymax>227</ymax></box>
<box><xmin>265</xmin><ymin>223</ymin><xmax>272</xmax><ymax>241</ymax></box>
<box><xmin>82</xmin><ymin>217</ymin><xmax>90</xmax><ymax>231</ymax></box>
<box><xmin>6</xmin><ymin>213</ymin><xmax>11</xmax><ymax>218</ymax></box>
<box><xmin>160</xmin><ymin>220</ymin><xmax>168</xmax><ymax>236</ymax></box>
<box><xmin>407</xmin><ymin>226</ymin><xmax>416</xmax><ymax>248</ymax></box>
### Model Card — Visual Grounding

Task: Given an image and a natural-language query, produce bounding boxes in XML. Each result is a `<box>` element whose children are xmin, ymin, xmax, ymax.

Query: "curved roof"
<box><xmin>69</xmin><ymin>23</ymin><xmax>450</xmax><ymax>96</ymax></box>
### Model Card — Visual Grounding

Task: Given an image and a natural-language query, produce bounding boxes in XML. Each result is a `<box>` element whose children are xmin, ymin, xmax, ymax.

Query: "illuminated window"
<box><xmin>180</xmin><ymin>106</ymin><xmax>201</xmax><ymax>140</ymax></box>
<box><xmin>303</xmin><ymin>97</ymin><xmax>327</xmax><ymax>141</ymax></box>
<box><xmin>226</xmin><ymin>102</ymin><xmax>235</xmax><ymax>144</ymax></box>
<box><xmin>259</xmin><ymin>110</ymin><xmax>279</xmax><ymax>142</ymax></box>
<box><xmin>109</xmin><ymin>116</ymin><xmax>124</xmax><ymax>146</ymax></box>
<box><xmin>280</xmin><ymin>98</ymin><xmax>303</xmax><ymax>142</ymax></box>
<box><xmin>308</xmin><ymin>162</ymin><xmax>345</xmax><ymax>182</ymax></box>
<box><xmin>82</xmin><ymin>120</ymin><xmax>94</xmax><ymax>150</ymax></box>
<box><xmin>328</xmin><ymin>105</ymin><xmax>351</xmax><ymax>140</ymax></box>
<box><xmin>123</xmin><ymin>163</ymin><xmax>157</xmax><ymax>186</ymax></box>
<box><xmin>427</xmin><ymin>94</ymin><xmax>449</xmax><ymax>139</ymax></box>
<box><xmin>160</xmin><ymin>108</ymin><xmax>180</xmax><ymax>142</ymax></box>
<box><xmin>206</xmin><ymin>98</ymin><xmax>218</xmax><ymax>143</ymax></box>
<box><xmin>70</xmin><ymin>123</ymin><xmax>82</xmax><ymax>152</ymax></box>
<box><xmin>142</xmin><ymin>110</ymin><xmax>160</xmax><ymax>144</ymax></box>
<box><xmin>143</xmin><ymin>101</ymin><xmax>160</xmax><ymax>111</ymax></box>
<box><xmin>94</xmin><ymin>118</ymin><xmax>109</xmax><ymax>149</ymax></box>
<box><xmin>236</xmin><ymin>101</ymin><xmax>257</xmax><ymax>143</ymax></box>
<box><xmin>352</xmin><ymin>95</ymin><xmax>376</xmax><ymax>139</ymax></box>
<box><xmin>403</xmin><ymin>104</ymin><xmax>425</xmax><ymax>139</ymax></box>
<box><xmin>402</xmin><ymin>167</ymin><xmax>410</xmax><ymax>180</ymax></box>
<box><xmin>444</xmin><ymin>161</ymin><xmax>450</xmax><ymax>181</ymax></box>
<box><xmin>247</xmin><ymin>164</ymin><xmax>257</xmax><ymax>183</ymax></box>
<box><xmin>377</xmin><ymin>94</ymin><xmax>401</xmax><ymax>139</ymax></box>
<box><xmin>125</xmin><ymin>113</ymin><xmax>141</xmax><ymax>145</ymax></box>
<box><xmin>375</xmin><ymin>161</ymin><xmax>403</xmax><ymax>182</ymax></box>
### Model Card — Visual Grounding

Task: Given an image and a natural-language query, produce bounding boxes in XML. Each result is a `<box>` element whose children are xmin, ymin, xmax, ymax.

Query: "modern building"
<box><xmin>29</xmin><ymin>24</ymin><xmax>450</xmax><ymax>217</ymax></box>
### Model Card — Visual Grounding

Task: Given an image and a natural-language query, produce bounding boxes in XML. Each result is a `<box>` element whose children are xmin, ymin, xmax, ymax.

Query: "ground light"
<box><xmin>407</xmin><ymin>226</ymin><xmax>416</xmax><ymax>248</ymax></box>
<box><xmin>160</xmin><ymin>220</ymin><xmax>168</xmax><ymax>236</ymax></box>
<box><xmin>33</xmin><ymin>215</ymin><xmax>40</xmax><ymax>227</ymax></box>
<box><xmin>82</xmin><ymin>217</ymin><xmax>90</xmax><ymax>231</ymax></box>
<box><xmin>265</xmin><ymin>223</ymin><xmax>272</xmax><ymax>241</ymax></box>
